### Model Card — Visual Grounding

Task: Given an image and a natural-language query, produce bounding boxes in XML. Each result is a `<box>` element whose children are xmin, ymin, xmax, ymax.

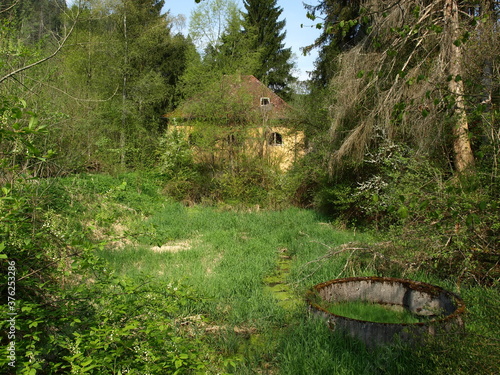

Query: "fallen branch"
<box><xmin>303</xmin><ymin>241</ymin><xmax>368</xmax><ymax>266</ymax></box>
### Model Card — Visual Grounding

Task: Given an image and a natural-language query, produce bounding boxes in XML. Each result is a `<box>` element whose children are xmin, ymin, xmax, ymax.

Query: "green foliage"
<box><xmin>293</xmin><ymin>0</ymin><xmax>500</xmax><ymax>286</ymax></box>
<box><xmin>0</xmin><ymin>96</ymin><xmax>53</xmax><ymax>175</ymax></box>
<box><xmin>279</xmin><ymin>279</ymin><xmax>499</xmax><ymax>375</ymax></box>
<box><xmin>155</xmin><ymin>129</ymin><xmax>211</xmax><ymax>203</ymax></box>
<box><xmin>188</xmin><ymin>0</ymin><xmax>239</xmax><ymax>52</ymax></box>
<box><xmin>162</xmin><ymin>73</ymin><xmax>294</xmax><ymax>207</ymax></box>
<box><xmin>1</xmin><ymin>256</ymin><xmax>207</xmax><ymax>374</ymax></box>
<box><xmin>242</xmin><ymin>0</ymin><xmax>295</xmax><ymax>98</ymax></box>
<box><xmin>2</xmin><ymin>157</ymin><xmax>499</xmax><ymax>374</ymax></box>
<box><xmin>156</xmin><ymin>132</ymin><xmax>286</xmax><ymax>207</ymax></box>
<box><xmin>60</xmin><ymin>277</ymin><xmax>204</xmax><ymax>374</ymax></box>
<box><xmin>183</xmin><ymin>1</ymin><xmax>260</xmax><ymax>97</ymax></box>
<box><xmin>0</xmin><ymin>98</ymin><xmax>207</xmax><ymax>372</ymax></box>
<box><xmin>1</xmin><ymin>0</ymin><xmax>499</xmax><ymax>372</ymax></box>
<box><xmin>214</xmin><ymin>10</ymin><xmax>262</xmax><ymax>75</ymax></box>
<box><xmin>157</xmin><ymin>129</ymin><xmax>196</xmax><ymax>179</ymax></box>
<box><xmin>1</xmin><ymin>0</ymin><xmax>193</xmax><ymax>174</ymax></box>
<box><xmin>102</xmin><ymin>193</ymin><xmax>495</xmax><ymax>374</ymax></box>
<box><xmin>303</xmin><ymin>0</ymin><xmax>367</xmax><ymax>87</ymax></box>
<box><xmin>0</xmin><ymin>0</ymin><xmax>66</xmax><ymax>44</ymax></box>
<box><xmin>181</xmin><ymin>77</ymin><xmax>257</xmax><ymax>125</ymax></box>
<box><xmin>294</xmin><ymin>132</ymin><xmax>499</xmax><ymax>284</ymax></box>
<box><xmin>214</xmin><ymin>157</ymin><xmax>278</xmax><ymax>205</ymax></box>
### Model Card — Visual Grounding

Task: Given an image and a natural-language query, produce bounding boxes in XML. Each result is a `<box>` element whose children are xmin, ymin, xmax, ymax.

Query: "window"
<box><xmin>260</xmin><ymin>97</ymin><xmax>270</xmax><ymax>106</ymax></box>
<box><xmin>227</xmin><ymin>134</ymin><xmax>237</xmax><ymax>145</ymax></box>
<box><xmin>269</xmin><ymin>132</ymin><xmax>283</xmax><ymax>146</ymax></box>
<box><xmin>188</xmin><ymin>133</ymin><xmax>200</xmax><ymax>145</ymax></box>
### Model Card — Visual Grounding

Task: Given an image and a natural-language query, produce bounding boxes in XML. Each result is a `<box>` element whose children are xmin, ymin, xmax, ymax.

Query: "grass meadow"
<box><xmin>52</xmin><ymin>173</ymin><xmax>499</xmax><ymax>374</ymax></box>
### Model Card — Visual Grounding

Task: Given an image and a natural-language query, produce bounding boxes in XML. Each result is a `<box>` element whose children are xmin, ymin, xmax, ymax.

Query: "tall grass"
<box><xmin>100</xmin><ymin>205</ymin><xmax>362</xmax><ymax>326</ymax></box>
<box><xmin>66</xmin><ymin>173</ymin><xmax>498</xmax><ymax>374</ymax></box>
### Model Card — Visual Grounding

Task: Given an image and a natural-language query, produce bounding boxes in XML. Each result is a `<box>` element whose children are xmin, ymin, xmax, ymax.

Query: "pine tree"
<box><xmin>0</xmin><ymin>0</ymin><xmax>67</xmax><ymax>43</ymax></box>
<box><xmin>303</xmin><ymin>0</ymin><xmax>366</xmax><ymax>88</ymax></box>
<box><xmin>241</xmin><ymin>0</ymin><xmax>294</xmax><ymax>98</ymax></box>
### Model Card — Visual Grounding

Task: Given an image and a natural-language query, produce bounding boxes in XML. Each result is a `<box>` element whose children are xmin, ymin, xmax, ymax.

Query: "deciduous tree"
<box><xmin>188</xmin><ymin>0</ymin><xmax>239</xmax><ymax>53</ymax></box>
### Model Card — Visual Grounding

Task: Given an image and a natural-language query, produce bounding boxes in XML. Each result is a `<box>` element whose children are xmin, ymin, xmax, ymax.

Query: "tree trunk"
<box><xmin>121</xmin><ymin>74</ymin><xmax>127</xmax><ymax>169</ymax></box>
<box><xmin>444</xmin><ymin>0</ymin><xmax>474</xmax><ymax>173</ymax></box>
<box><xmin>120</xmin><ymin>10</ymin><xmax>128</xmax><ymax>170</ymax></box>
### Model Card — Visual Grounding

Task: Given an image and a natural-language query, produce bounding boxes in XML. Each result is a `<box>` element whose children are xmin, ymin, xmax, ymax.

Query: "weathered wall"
<box><xmin>167</xmin><ymin>123</ymin><xmax>304</xmax><ymax>171</ymax></box>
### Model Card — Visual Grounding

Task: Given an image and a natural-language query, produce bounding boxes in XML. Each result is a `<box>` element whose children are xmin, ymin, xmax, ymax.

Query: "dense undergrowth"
<box><xmin>1</xmin><ymin>171</ymin><xmax>499</xmax><ymax>374</ymax></box>
<box><xmin>2</xmin><ymin>0</ymin><xmax>499</xmax><ymax>373</ymax></box>
<box><xmin>1</xmin><ymin>95</ymin><xmax>499</xmax><ymax>374</ymax></box>
<box><xmin>291</xmin><ymin>141</ymin><xmax>500</xmax><ymax>287</ymax></box>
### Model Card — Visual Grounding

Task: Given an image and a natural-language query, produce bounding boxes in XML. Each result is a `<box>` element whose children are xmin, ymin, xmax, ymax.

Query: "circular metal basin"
<box><xmin>306</xmin><ymin>276</ymin><xmax>465</xmax><ymax>347</ymax></box>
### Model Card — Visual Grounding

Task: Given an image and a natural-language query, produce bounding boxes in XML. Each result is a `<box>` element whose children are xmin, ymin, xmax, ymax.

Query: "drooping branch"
<box><xmin>26</xmin><ymin>76</ymin><xmax>120</xmax><ymax>103</ymax></box>
<box><xmin>0</xmin><ymin>0</ymin><xmax>20</xmax><ymax>14</ymax></box>
<box><xmin>326</xmin><ymin>0</ymin><xmax>478</xmax><ymax>173</ymax></box>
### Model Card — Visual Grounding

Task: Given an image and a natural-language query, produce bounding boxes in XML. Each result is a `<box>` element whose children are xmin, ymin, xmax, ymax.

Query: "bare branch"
<box><xmin>0</xmin><ymin>7</ymin><xmax>81</xmax><ymax>84</ymax></box>
<box><xmin>0</xmin><ymin>0</ymin><xmax>19</xmax><ymax>14</ymax></box>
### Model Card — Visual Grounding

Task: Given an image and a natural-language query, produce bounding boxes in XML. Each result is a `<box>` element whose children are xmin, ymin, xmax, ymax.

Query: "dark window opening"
<box><xmin>227</xmin><ymin>134</ymin><xmax>237</xmax><ymax>145</ymax></box>
<box><xmin>188</xmin><ymin>133</ymin><xmax>200</xmax><ymax>146</ymax></box>
<box><xmin>269</xmin><ymin>132</ymin><xmax>283</xmax><ymax>146</ymax></box>
<box><xmin>260</xmin><ymin>97</ymin><xmax>270</xmax><ymax>106</ymax></box>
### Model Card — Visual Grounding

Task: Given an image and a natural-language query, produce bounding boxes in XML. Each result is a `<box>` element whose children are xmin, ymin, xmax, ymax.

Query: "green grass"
<box><xmin>56</xmin><ymin>173</ymin><xmax>499</xmax><ymax>374</ymax></box>
<box><xmin>100</xmin><ymin>205</ymin><xmax>362</xmax><ymax>326</ymax></box>
<box><xmin>323</xmin><ymin>300</ymin><xmax>423</xmax><ymax>324</ymax></box>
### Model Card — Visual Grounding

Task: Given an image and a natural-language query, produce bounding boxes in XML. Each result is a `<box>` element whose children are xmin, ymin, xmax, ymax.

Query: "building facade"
<box><xmin>165</xmin><ymin>75</ymin><xmax>304</xmax><ymax>171</ymax></box>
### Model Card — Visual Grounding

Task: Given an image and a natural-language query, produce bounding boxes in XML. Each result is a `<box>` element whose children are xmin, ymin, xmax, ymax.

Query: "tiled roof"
<box><xmin>165</xmin><ymin>74</ymin><xmax>290</xmax><ymax>120</ymax></box>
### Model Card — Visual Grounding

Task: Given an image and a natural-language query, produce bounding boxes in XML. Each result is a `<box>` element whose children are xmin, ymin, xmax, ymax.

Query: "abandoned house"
<box><xmin>164</xmin><ymin>74</ymin><xmax>304</xmax><ymax>171</ymax></box>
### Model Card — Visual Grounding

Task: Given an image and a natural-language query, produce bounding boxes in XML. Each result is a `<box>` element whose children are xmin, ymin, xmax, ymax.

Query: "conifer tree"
<box><xmin>303</xmin><ymin>0</ymin><xmax>366</xmax><ymax>88</ymax></box>
<box><xmin>0</xmin><ymin>0</ymin><xmax>67</xmax><ymax>43</ymax></box>
<box><xmin>242</xmin><ymin>0</ymin><xmax>294</xmax><ymax>98</ymax></box>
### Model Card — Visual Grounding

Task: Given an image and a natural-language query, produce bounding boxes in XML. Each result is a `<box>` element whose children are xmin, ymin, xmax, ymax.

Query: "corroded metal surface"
<box><xmin>306</xmin><ymin>276</ymin><xmax>466</xmax><ymax>347</ymax></box>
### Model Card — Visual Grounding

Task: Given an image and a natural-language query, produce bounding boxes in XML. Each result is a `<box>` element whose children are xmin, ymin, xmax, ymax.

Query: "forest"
<box><xmin>1</xmin><ymin>0</ymin><xmax>499</xmax><ymax>374</ymax></box>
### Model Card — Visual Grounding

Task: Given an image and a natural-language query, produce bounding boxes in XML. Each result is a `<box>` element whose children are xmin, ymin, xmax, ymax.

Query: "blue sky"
<box><xmin>66</xmin><ymin>0</ymin><xmax>322</xmax><ymax>80</ymax></box>
<box><xmin>163</xmin><ymin>0</ymin><xmax>321</xmax><ymax>81</ymax></box>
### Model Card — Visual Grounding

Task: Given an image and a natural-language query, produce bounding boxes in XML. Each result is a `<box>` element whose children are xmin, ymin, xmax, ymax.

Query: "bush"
<box><xmin>1</xmin><ymin>98</ymin><xmax>208</xmax><ymax>373</ymax></box>
<box><xmin>297</xmin><ymin>139</ymin><xmax>499</xmax><ymax>284</ymax></box>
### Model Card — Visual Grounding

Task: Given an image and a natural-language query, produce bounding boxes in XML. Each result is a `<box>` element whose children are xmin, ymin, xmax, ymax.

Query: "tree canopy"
<box><xmin>242</xmin><ymin>0</ymin><xmax>295</xmax><ymax>98</ymax></box>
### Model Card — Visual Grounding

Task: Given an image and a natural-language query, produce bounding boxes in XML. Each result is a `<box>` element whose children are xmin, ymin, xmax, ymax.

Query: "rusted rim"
<box><xmin>306</xmin><ymin>276</ymin><xmax>466</xmax><ymax>326</ymax></box>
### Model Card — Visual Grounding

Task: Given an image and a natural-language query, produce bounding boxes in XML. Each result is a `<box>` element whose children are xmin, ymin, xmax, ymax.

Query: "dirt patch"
<box><xmin>205</xmin><ymin>252</ymin><xmax>223</xmax><ymax>275</ymax></box>
<box><xmin>86</xmin><ymin>220</ymin><xmax>136</xmax><ymax>249</ymax></box>
<box><xmin>151</xmin><ymin>240</ymin><xmax>192</xmax><ymax>253</ymax></box>
<box><xmin>109</xmin><ymin>223</ymin><xmax>136</xmax><ymax>249</ymax></box>
<box><xmin>112</xmin><ymin>222</ymin><xmax>127</xmax><ymax>236</ymax></box>
<box><xmin>178</xmin><ymin>315</ymin><xmax>258</xmax><ymax>336</ymax></box>
<box><xmin>240</xmin><ymin>232</ymin><xmax>251</xmax><ymax>240</ymax></box>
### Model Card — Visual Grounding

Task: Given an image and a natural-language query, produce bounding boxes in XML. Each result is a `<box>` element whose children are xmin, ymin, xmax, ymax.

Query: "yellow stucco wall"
<box><xmin>261</xmin><ymin>126</ymin><xmax>305</xmax><ymax>170</ymax></box>
<box><xmin>167</xmin><ymin>124</ymin><xmax>304</xmax><ymax>171</ymax></box>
